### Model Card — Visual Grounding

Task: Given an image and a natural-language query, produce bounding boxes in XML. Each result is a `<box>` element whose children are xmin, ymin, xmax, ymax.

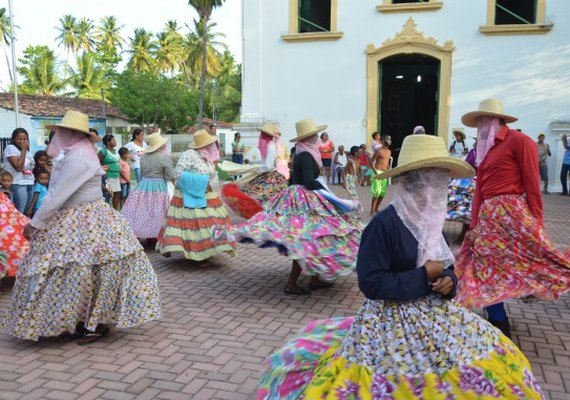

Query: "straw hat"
<box><xmin>290</xmin><ymin>118</ymin><xmax>327</xmax><ymax>143</ymax></box>
<box><xmin>189</xmin><ymin>129</ymin><xmax>218</xmax><ymax>149</ymax></box>
<box><xmin>375</xmin><ymin>135</ymin><xmax>474</xmax><ymax>180</ymax></box>
<box><xmin>145</xmin><ymin>133</ymin><xmax>169</xmax><ymax>153</ymax></box>
<box><xmin>461</xmin><ymin>98</ymin><xmax>518</xmax><ymax>128</ymax></box>
<box><xmin>452</xmin><ymin>128</ymin><xmax>466</xmax><ymax>140</ymax></box>
<box><xmin>46</xmin><ymin>110</ymin><xmax>98</xmax><ymax>140</ymax></box>
<box><xmin>537</xmin><ymin>132</ymin><xmax>545</xmax><ymax>139</ymax></box>
<box><xmin>259</xmin><ymin>123</ymin><xmax>280</xmax><ymax>138</ymax></box>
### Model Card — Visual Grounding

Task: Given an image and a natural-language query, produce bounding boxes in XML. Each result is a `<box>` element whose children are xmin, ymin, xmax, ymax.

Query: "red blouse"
<box><xmin>470</xmin><ymin>127</ymin><xmax>542</xmax><ymax>229</ymax></box>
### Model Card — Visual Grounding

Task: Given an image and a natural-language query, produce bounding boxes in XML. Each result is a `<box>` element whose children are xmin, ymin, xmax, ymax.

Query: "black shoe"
<box><xmin>488</xmin><ymin>318</ymin><xmax>511</xmax><ymax>339</ymax></box>
<box><xmin>308</xmin><ymin>281</ymin><xmax>334</xmax><ymax>291</ymax></box>
<box><xmin>283</xmin><ymin>286</ymin><xmax>311</xmax><ymax>295</ymax></box>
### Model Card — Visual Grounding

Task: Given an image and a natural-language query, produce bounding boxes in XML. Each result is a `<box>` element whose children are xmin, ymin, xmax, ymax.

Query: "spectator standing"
<box><xmin>118</xmin><ymin>147</ymin><xmax>132</xmax><ymax>209</ymax></box>
<box><xmin>231</xmin><ymin>132</ymin><xmax>244</xmax><ymax>164</ymax></box>
<box><xmin>358</xmin><ymin>144</ymin><xmax>370</xmax><ymax>186</ymax></box>
<box><xmin>370</xmin><ymin>131</ymin><xmax>382</xmax><ymax>153</ymax></box>
<box><xmin>537</xmin><ymin>133</ymin><xmax>551</xmax><ymax>194</ymax></box>
<box><xmin>370</xmin><ymin>134</ymin><xmax>392</xmax><ymax>214</ymax></box>
<box><xmin>413</xmin><ymin>125</ymin><xmax>426</xmax><ymax>135</ymax></box>
<box><xmin>560</xmin><ymin>134</ymin><xmax>570</xmax><ymax>195</ymax></box>
<box><xmin>98</xmin><ymin>134</ymin><xmax>122</xmax><ymax>210</ymax></box>
<box><xmin>0</xmin><ymin>171</ymin><xmax>14</xmax><ymax>202</ymax></box>
<box><xmin>318</xmin><ymin>132</ymin><xmax>335</xmax><ymax>183</ymax></box>
<box><xmin>25</xmin><ymin>169</ymin><xmax>49</xmax><ymax>218</ymax></box>
<box><xmin>333</xmin><ymin>145</ymin><xmax>347</xmax><ymax>184</ymax></box>
<box><xmin>449</xmin><ymin>129</ymin><xmax>468</xmax><ymax>158</ymax></box>
<box><xmin>3</xmin><ymin>128</ymin><xmax>35</xmax><ymax>213</ymax></box>
<box><xmin>343</xmin><ymin>146</ymin><xmax>360</xmax><ymax>201</ymax></box>
<box><xmin>33</xmin><ymin>150</ymin><xmax>52</xmax><ymax>175</ymax></box>
<box><xmin>125</xmin><ymin>128</ymin><xmax>147</xmax><ymax>182</ymax></box>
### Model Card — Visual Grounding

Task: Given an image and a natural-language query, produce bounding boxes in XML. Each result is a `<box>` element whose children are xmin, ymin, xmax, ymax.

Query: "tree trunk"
<box><xmin>198</xmin><ymin>15</ymin><xmax>209</xmax><ymax>129</ymax></box>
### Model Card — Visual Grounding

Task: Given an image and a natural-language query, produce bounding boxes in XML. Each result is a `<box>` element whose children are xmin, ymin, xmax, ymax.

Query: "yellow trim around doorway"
<box><xmin>283</xmin><ymin>0</ymin><xmax>343</xmax><ymax>42</ymax></box>
<box><xmin>365</xmin><ymin>18</ymin><xmax>455</xmax><ymax>148</ymax></box>
<box><xmin>377</xmin><ymin>1</ymin><xmax>443</xmax><ymax>13</ymax></box>
<box><xmin>480</xmin><ymin>0</ymin><xmax>552</xmax><ymax>35</ymax></box>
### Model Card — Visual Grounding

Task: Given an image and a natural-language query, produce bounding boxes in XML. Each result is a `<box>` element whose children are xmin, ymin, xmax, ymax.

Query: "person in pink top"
<box><xmin>318</xmin><ymin>132</ymin><xmax>335</xmax><ymax>183</ymax></box>
<box><xmin>118</xmin><ymin>147</ymin><xmax>132</xmax><ymax>209</ymax></box>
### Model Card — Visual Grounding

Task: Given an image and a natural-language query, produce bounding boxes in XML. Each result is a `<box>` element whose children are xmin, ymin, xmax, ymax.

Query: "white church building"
<box><xmin>239</xmin><ymin>0</ymin><xmax>570</xmax><ymax>191</ymax></box>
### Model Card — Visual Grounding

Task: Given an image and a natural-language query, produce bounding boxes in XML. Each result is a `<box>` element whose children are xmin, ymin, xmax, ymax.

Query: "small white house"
<box><xmin>240</xmin><ymin>0</ymin><xmax>570</xmax><ymax>191</ymax></box>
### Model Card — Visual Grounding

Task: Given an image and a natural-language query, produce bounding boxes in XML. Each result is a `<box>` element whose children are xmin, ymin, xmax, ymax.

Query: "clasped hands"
<box><xmin>425</xmin><ymin>260</ymin><xmax>454</xmax><ymax>296</ymax></box>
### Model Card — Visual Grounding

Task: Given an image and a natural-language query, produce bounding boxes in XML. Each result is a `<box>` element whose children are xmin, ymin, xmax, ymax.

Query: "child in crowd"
<box><xmin>102</xmin><ymin>175</ymin><xmax>113</xmax><ymax>204</ymax></box>
<box><xmin>26</xmin><ymin>169</ymin><xmax>49</xmax><ymax>217</ymax></box>
<box><xmin>358</xmin><ymin>144</ymin><xmax>370</xmax><ymax>187</ymax></box>
<box><xmin>343</xmin><ymin>146</ymin><xmax>360</xmax><ymax>201</ymax></box>
<box><xmin>118</xmin><ymin>147</ymin><xmax>132</xmax><ymax>209</ymax></box>
<box><xmin>370</xmin><ymin>134</ymin><xmax>392</xmax><ymax>214</ymax></box>
<box><xmin>0</xmin><ymin>170</ymin><xmax>14</xmax><ymax>202</ymax></box>
<box><xmin>33</xmin><ymin>150</ymin><xmax>52</xmax><ymax>175</ymax></box>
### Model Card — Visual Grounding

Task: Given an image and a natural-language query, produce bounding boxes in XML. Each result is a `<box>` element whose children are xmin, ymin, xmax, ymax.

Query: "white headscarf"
<box><xmin>380</xmin><ymin>168</ymin><xmax>454</xmax><ymax>268</ymax></box>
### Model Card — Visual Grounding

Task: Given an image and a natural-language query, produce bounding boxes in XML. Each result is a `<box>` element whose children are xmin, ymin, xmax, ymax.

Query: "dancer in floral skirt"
<box><xmin>2</xmin><ymin>110</ymin><xmax>161</xmax><ymax>343</ymax></box>
<box><xmin>121</xmin><ymin>132</ymin><xmax>174</xmax><ymax>241</ymax></box>
<box><xmin>257</xmin><ymin>135</ymin><xmax>544</xmax><ymax>400</ymax></box>
<box><xmin>456</xmin><ymin>98</ymin><xmax>570</xmax><ymax>338</ymax></box>
<box><xmin>157</xmin><ymin>129</ymin><xmax>235</xmax><ymax>261</ymax></box>
<box><xmin>221</xmin><ymin>118</ymin><xmax>362</xmax><ymax>295</ymax></box>
<box><xmin>0</xmin><ymin>187</ymin><xmax>29</xmax><ymax>279</ymax></box>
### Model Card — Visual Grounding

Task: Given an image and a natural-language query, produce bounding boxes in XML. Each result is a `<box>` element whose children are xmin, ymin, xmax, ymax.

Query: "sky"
<box><xmin>0</xmin><ymin>0</ymin><xmax>242</xmax><ymax>90</ymax></box>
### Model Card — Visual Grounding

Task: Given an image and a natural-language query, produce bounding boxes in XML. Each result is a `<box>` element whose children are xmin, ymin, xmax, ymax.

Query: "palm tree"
<box><xmin>187</xmin><ymin>0</ymin><xmax>226</xmax><ymax>127</ymax></box>
<box><xmin>156</xmin><ymin>31</ymin><xmax>183</xmax><ymax>76</ymax></box>
<box><xmin>183</xmin><ymin>20</ymin><xmax>226</xmax><ymax>85</ymax></box>
<box><xmin>18</xmin><ymin>45</ymin><xmax>66</xmax><ymax>95</ymax></box>
<box><xmin>0</xmin><ymin>7</ymin><xmax>14</xmax><ymax>86</ymax></box>
<box><xmin>125</xmin><ymin>28</ymin><xmax>157</xmax><ymax>74</ymax></box>
<box><xmin>77</xmin><ymin>17</ymin><xmax>96</xmax><ymax>52</ymax></box>
<box><xmin>55</xmin><ymin>14</ymin><xmax>79</xmax><ymax>54</ymax></box>
<box><xmin>67</xmin><ymin>52</ymin><xmax>104</xmax><ymax>98</ymax></box>
<box><xmin>95</xmin><ymin>16</ymin><xmax>125</xmax><ymax>50</ymax></box>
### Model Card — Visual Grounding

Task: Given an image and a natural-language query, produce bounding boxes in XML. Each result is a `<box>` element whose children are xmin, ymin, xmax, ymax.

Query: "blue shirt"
<box><xmin>564</xmin><ymin>147</ymin><xmax>570</xmax><ymax>165</ymax></box>
<box><xmin>34</xmin><ymin>183</ymin><xmax>48</xmax><ymax>211</ymax></box>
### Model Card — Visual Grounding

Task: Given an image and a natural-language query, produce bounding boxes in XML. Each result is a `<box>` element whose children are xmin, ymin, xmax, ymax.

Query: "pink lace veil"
<box><xmin>296</xmin><ymin>134</ymin><xmax>323</xmax><ymax>168</ymax></box>
<box><xmin>198</xmin><ymin>142</ymin><xmax>220</xmax><ymax>163</ymax></box>
<box><xmin>380</xmin><ymin>168</ymin><xmax>454</xmax><ymax>268</ymax></box>
<box><xmin>476</xmin><ymin>116</ymin><xmax>501</xmax><ymax>167</ymax></box>
<box><xmin>46</xmin><ymin>127</ymin><xmax>99</xmax><ymax>165</ymax></box>
<box><xmin>258</xmin><ymin>132</ymin><xmax>274</xmax><ymax>160</ymax></box>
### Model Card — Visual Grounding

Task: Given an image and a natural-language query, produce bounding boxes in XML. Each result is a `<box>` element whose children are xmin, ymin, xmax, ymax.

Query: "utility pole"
<box><xmin>101</xmin><ymin>88</ymin><xmax>107</xmax><ymax>133</ymax></box>
<box><xmin>8</xmin><ymin>0</ymin><xmax>19</xmax><ymax>127</ymax></box>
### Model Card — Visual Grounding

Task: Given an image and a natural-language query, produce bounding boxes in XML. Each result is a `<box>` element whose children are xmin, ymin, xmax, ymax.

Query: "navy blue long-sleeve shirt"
<box><xmin>357</xmin><ymin>205</ymin><xmax>458</xmax><ymax>301</ymax></box>
<box><xmin>291</xmin><ymin>152</ymin><xmax>324</xmax><ymax>190</ymax></box>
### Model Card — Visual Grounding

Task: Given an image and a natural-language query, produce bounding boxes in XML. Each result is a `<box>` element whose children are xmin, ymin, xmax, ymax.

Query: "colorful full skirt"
<box><xmin>241</xmin><ymin>170</ymin><xmax>289</xmax><ymax>204</ymax></box>
<box><xmin>121</xmin><ymin>178</ymin><xmax>170</xmax><ymax>239</ymax></box>
<box><xmin>455</xmin><ymin>194</ymin><xmax>570</xmax><ymax>308</ymax></box>
<box><xmin>0</xmin><ymin>195</ymin><xmax>29</xmax><ymax>279</ymax></box>
<box><xmin>447</xmin><ymin>177</ymin><xmax>476</xmax><ymax>223</ymax></box>
<box><xmin>2</xmin><ymin>199</ymin><xmax>161</xmax><ymax>340</ymax></box>
<box><xmin>221</xmin><ymin>183</ymin><xmax>264</xmax><ymax>220</ymax></box>
<box><xmin>226</xmin><ymin>185</ymin><xmax>363</xmax><ymax>280</ymax></box>
<box><xmin>258</xmin><ymin>295</ymin><xmax>544</xmax><ymax>399</ymax></box>
<box><xmin>156</xmin><ymin>189</ymin><xmax>235</xmax><ymax>261</ymax></box>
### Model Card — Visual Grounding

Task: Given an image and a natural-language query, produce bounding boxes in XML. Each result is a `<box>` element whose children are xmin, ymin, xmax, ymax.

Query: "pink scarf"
<box><xmin>47</xmin><ymin>127</ymin><xmax>99</xmax><ymax>165</ymax></box>
<box><xmin>258</xmin><ymin>132</ymin><xmax>273</xmax><ymax>160</ymax></box>
<box><xmin>198</xmin><ymin>142</ymin><xmax>220</xmax><ymax>163</ymax></box>
<box><xmin>476</xmin><ymin>117</ymin><xmax>501</xmax><ymax>167</ymax></box>
<box><xmin>296</xmin><ymin>134</ymin><xmax>322</xmax><ymax>168</ymax></box>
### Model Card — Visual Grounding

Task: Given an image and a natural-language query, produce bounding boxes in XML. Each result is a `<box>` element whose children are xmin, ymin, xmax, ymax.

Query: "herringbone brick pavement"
<box><xmin>0</xmin><ymin>186</ymin><xmax>568</xmax><ymax>400</ymax></box>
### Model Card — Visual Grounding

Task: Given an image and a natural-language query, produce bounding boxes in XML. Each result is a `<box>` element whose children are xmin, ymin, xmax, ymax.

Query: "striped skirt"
<box><xmin>156</xmin><ymin>189</ymin><xmax>235</xmax><ymax>261</ymax></box>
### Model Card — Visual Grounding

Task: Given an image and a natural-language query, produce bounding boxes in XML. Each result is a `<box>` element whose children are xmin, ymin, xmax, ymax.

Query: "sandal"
<box><xmin>77</xmin><ymin>325</ymin><xmax>109</xmax><ymax>345</ymax></box>
<box><xmin>308</xmin><ymin>281</ymin><xmax>335</xmax><ymax>291</ymax></box>
<box><xmin>283</xmin><ymin>286</ymin><xmax>311</xmax><ymax>296</ymax></box>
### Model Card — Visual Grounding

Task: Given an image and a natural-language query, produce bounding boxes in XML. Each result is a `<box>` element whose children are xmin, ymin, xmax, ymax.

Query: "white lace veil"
<box><xmin>379</xmin><ymin>168</ymin><xmax>454</xmax><ymax>268</ymax></box>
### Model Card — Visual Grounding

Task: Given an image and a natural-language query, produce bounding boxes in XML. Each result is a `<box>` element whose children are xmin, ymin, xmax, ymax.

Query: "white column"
<box><xmin>240</xmin><ymin>0</ymin><xmax>264</xmax><ymax>124</ymax></box>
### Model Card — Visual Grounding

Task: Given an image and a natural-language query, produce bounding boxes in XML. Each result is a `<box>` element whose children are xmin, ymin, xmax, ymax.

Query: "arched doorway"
<box><xmin>379</xmin><ymin>53</ymin><xmax>440</xmax><ymax>158</ymax></box>
<box><xmin>366</xmin><ymin>18</ymin><xmax>455</xmax><ymax>161</ymax></box>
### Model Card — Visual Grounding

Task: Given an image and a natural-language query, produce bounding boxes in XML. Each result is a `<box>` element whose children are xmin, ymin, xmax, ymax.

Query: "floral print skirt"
<box><xmin>2</xmin><ymin>199</ymin><xmax>161</xmax><ymax>340</ymax></box>
<box><xmin>258</xmin><ymin>295</ymin><xmax>544</xmax><ymax>400</ymax></box>
<box><xmin>0</xmin><ymin>194</ymin><xmax>29</xmax><ymax>279</ymax></box>
<box><xmin>226</xmin><ymin>185</ymin><xmax>363</xmax><ymax>280</ymax></box>
<box><xmin>121</xmin><ymin>178</ymin><xmax>170</xmax><ymax>239</ymax></box>
<box><xmin>455</xmin><ymin>194</ymin><xmax>570</xmax><ymax>308</ymax></box>
<box><xmin>241</xmin><ymin>170</ymin><xmax>289</xmax><ymax>204</ymax></box>
<box><xmin>447</xmin><ymin>177</ymin><xmax>476</xmax><ymax>223</ymax></box>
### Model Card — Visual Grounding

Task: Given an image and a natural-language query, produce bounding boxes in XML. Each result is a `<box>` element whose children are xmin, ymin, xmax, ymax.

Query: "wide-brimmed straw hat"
<box><xmin>290</xmin><ymin>118</ymin><xmax>327</xmax><ymax>143</ymax></box>
<box><xmin>145</xmin><ymin>133</ymin><xmax>169</xmax><ymax>153</ymax></box>
<box><xmin>46</xmin><ymin>110</ymin><xmax>99</xmax><ymax>140</ymax></box>
<box><xmin>452</xmin><ymin>128</ymin><xmax>466</xmax><ymax>140</ymax></box>
<box><xmin>375</xmin><ymin>135</ymin><xmax>474</xmax><ymax>180</ymax></box>
<box><xmin>259</xmin><ymin>123</ymin><xmax>280</xmax><ymax>138</ymax></box>
<box><xmin>461</xmin><ymin>98</ymin><xmax>518</xmax><ymax>128</ymax></box>
<box><xmin>189</xmin><ymin>129</ymin><xmax>218</xmax><ymax>149</ymax></box>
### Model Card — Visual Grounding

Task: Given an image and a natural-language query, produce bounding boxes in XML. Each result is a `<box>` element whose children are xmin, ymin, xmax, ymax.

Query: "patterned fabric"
<box><xmin>241</xmin><ymin>171</ymin><xmax>289</xmax><ymax>204</ymax></box>
<box><xmin>447</xmin><ymin>177</ymin><xmax>476</xmax><ymax>223</ymax></box>
<box><xmin>156</xmin><ymin>189</ymin><xmax>236</xmax><ymax>261</ymax></box>
<box><xmin>121</xmin><ymin>178</ymin><xmax>170</xmax><ymax>239</ymax></box>
<box><xmin>0</xmin><ymin>194</ymin><xmax>30</xmax><ymax>278</ymax></box>
<box><xmin>344</xmin><ymin>174</ymin><xmax>358</xmax><ymax>201</ymax></box>
<box><xmin>140</xmin><ymin>152</ymin><xmax>175</xmax><ymax>180</ymax></box>
<box><xmin>221</xmin><ymin>183</ymin><xmax>264</xmax><ymax>220</ymax></box>
<box><xmin>226</xmin><ymin>185</ymin><xmax>363</xmax><ymax>280</ymax></box>
<box><xmin>2</xmin><ymin>199</ymin><xmax>161</xmax><ymax>340</ymax></box>
<box><xmin>175</xmin><ymin>149</ymin><xmax>219</xmax><ymax>191</ymax></box>
<box><xmin>258</xmin><ymin>295</ymin><xmax>544</xmax><ymax>400</ymax></box>
<box><xmin>456</xmin><ymin>194</ymin><xmax>570</xmax><ymax>308</ymax></box>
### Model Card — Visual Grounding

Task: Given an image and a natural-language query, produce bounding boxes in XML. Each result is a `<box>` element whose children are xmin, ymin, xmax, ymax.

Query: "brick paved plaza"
<box><xmin>0</xmin><ymin>187</ymin><xmax>569</xmax><ymax>400</ymax></box>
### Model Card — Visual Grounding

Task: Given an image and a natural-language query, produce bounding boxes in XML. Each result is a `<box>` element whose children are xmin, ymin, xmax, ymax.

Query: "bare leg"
<box><xmin>374</xmin><ymin>196</ymin><xmax>384</xmax><ymax>213</ymax></box>
<box><xmin>284</xmin><ymin>261</ymin><xmax>310</xmax><ymax>295</ymax></box>
<box><xmin>112</xmin><ymin>192</ymin><xmax>121</xmax><ymax>210</ymax></box>
<box><xmin>544</xmin><ymin>179</ymin><xmax>549</xmax><ymax>194</ymax></box>
<box><xmin>370</xmin><ymin>197</ymin><xmax>378</xmax><ymax>215</ymax></box>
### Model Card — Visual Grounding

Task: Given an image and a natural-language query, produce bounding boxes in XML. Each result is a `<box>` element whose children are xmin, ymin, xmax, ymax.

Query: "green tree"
<box><xmin>55</xmin><ymin>14</ymin><xmax>79</xmax><ymax>54</ymax></box>
<box><xmin>94</xmin><ymin>16</ymin><xmax>125</xmax><ymax>88</ymax></box>
<box><xmin>125</xmin><ymin>28</ymin><xmax>157</xmax><ymax>74</ymax></box>
<box><xmin>77</xmin><ymin>17</ymin><xmax>96</xmax><ymax>52</ymax></box>
<box><xmin>208</xmin><ymin>50</ymin><xmax>241</xmax><ymax>122</ymax></box>
<box><xmin>183</xmin><ymin>20</ymin><xmax>226</xmax><ymax>85</ymax></box>
<box><xmin>110</xmin><ymin>70</ymin><xmax>198</xmax><ymax>131</ymax></box>
<box><xmin>187</xmin><ymin>0</ymin><xmax>226</xmax><ymax>127</ymax></box>
<box><xmin>18</xmin><ymin>45</ymin><xmax>66</xmax><ymax>95</ymax></box>
<box><xmin>0</xmin><ymin>7</ymin><xmax>14</xmax><ymax>86</ymax></box>
<box><xmin>156</xmin><ymin>29</ymin><xmax>183</xmax><ymax>77</ymax></box>
<box><xmin>67</xmin><ymin>52</ymin><xmax>104</xmax><ymax>98</ymax></box>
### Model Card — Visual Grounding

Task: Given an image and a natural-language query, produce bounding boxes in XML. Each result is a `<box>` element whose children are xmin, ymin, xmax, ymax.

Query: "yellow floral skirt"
<box><xmin>257</xmin><ymin>295</ymin><xmax>544</xmax><ymax>399</ymax></box>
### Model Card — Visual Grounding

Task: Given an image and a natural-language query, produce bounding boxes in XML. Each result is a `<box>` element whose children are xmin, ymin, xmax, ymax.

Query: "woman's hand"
<box><xmin>432</xmin><ymin>276</ymin><xmax>454</xmax><ymax>296</ymax></box>
<box><xmin>206</xmin><ymin>184</ymin><xmax>212</xmax><ymax>192</ymax></box>
<box><xmin>425</xmin><ymin>260</ymin><xmax>444</xmax><ymax>282</ymax></box>
<box><xmin>23</xmin><ymin>224</ymin><xmax>37</xmax><ymax>240</ymax></box>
